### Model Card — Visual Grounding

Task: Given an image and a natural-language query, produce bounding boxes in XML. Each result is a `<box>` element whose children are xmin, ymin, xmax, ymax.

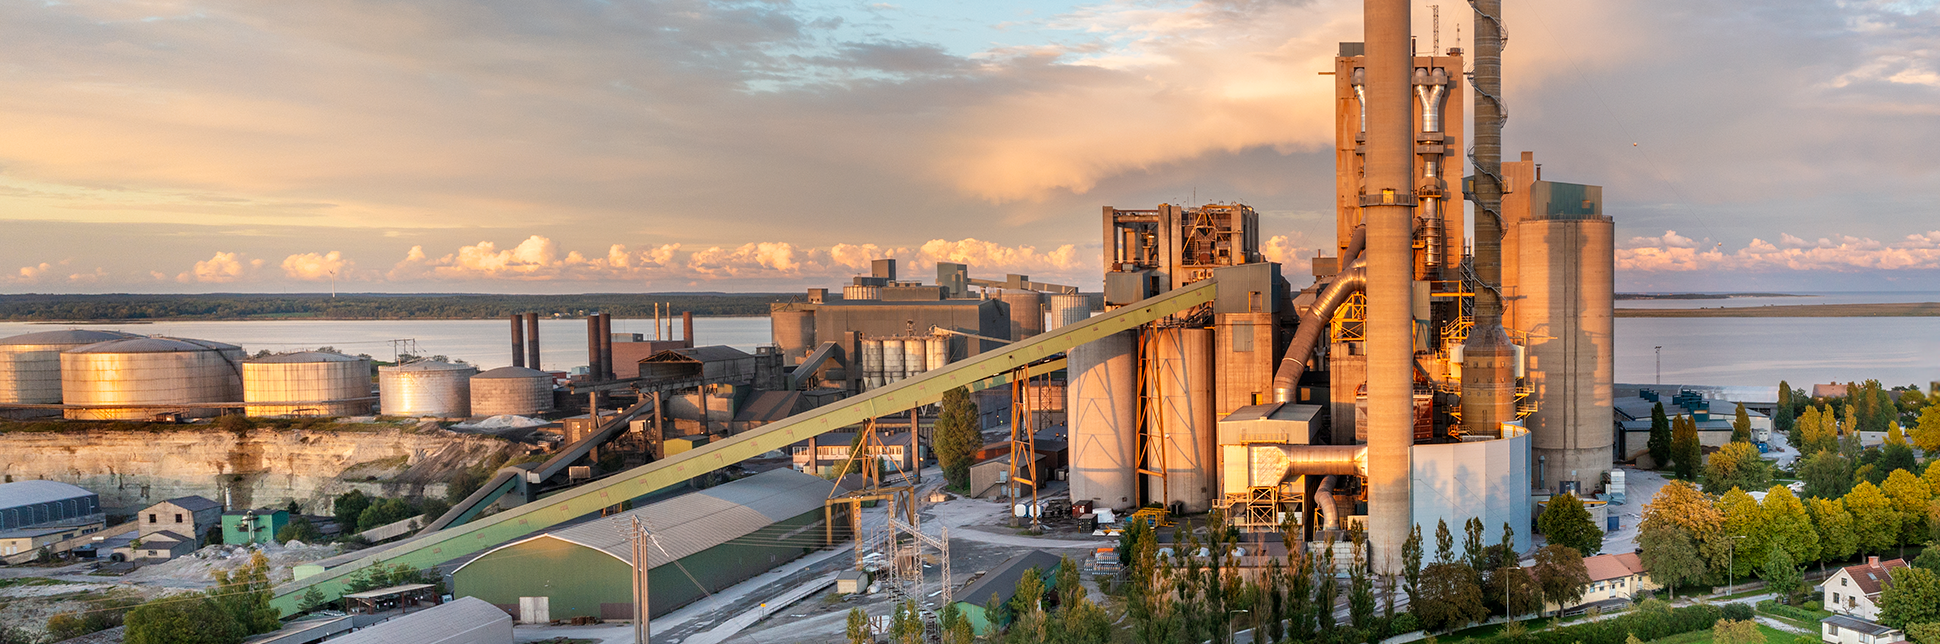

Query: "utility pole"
<box><xmin>1655</xmin><ymin>346</ymin><xmax>1663</xmax><ymax>384</ymax></box>
<box><xmin>627</xmin><ymin>516</ymin><xmax>652</xmax><ymax>644</ymax></box>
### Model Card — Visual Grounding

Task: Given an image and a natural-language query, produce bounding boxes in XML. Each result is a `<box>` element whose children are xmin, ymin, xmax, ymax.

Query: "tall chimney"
<box><xmin>682</xmin><ymin>311</ymin><xmax>695</xmax><ymax>349</ymax></box>
<box><xmin>586</xmin><ymin>316</ymin><xmax>602</xmax><ymax>381</ymax></box>
<box><xmin>525</xmin><ymin>312</ymin><xmax>542</xmax><ymax>370</ymax></box>
<box><xmin>598</xmin><ymin>313</ymin><xmax>615</xmax><ymax>380</ymax></box>
<box><xmin>510</xmin><ymin>313</ymin><xmax>526</xmax><ymax>368</ymax></box>
<box><xmin>1364</xmin><ymin>0</ymin><xmax>1415</xmax><ymax>573</ymax></box>
<box><xmin>1462</xmin><ymin>0</ymin><xmax>1517</xmax><ymax>440</ymax></box>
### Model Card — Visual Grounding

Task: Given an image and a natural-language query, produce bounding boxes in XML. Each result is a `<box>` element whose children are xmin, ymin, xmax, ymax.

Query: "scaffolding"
<box><xmin>1006</xmin><ymin>365</ymin><xmax>1040</xmax><ymax>529</ymax></box>
<box><xmin>823</xmin><ymin>418</ymin><xmax>915</xmax><ymax>567</ymax></box>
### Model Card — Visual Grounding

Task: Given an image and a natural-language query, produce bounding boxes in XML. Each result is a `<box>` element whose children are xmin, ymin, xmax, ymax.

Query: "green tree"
<box><xmin>1883</xmin><ymin>469</ymin><xmax>1933</xmax><ymax>550</ymax></box>
<box><xmin>1713</xmin><ymin>618</ymin><xmax>1767</xmax><ymax>644</ymax></box>
<box><xmin>1649</xmin><ymin>401</ymin><xmax>1674</xmax><ymax>468</ymax></box>
<box><xmin>1531</xmin><ymin>544</ymin><xmax>1591</xmax><ymax>618</ymax></box>
<box><xmin>1672</xmin><ymin>415</ymin><xmax>1702</xmax><ymax>480</ymax></box>
<box><xmin>1349</xmin><ymin>532</ymin><xmax>1376</xmax><ymax>631</ymax></box>
<box><xmin>890</xmin><ymin>600</ymin><xmax>922</xmax><ymax>644</ymax></box>
<box><xmin>1704</xmin><ymin>442</ymin><xmax>1773</xmax><ymax>495</ymax></box>
<box><xmin>210</xmin><ymin>551</ymin><xmax>280</xmax><ymax>636</ymax></box>
<box><xmin>1761</xmin><ymin>545</ymin><xmax>1804</xmax><ymax>602</ymax></box>
<box><xmin>332</xmin><ymin>490</ymin><xmax>371</xmax><ymax>530</ymax></box>
<box><xmin>933</xmin><ymin>387</ymin><xmax>981</xmax><ymax>492</ymax></box>
<box><xmin>1436</xmin><ymin>518</ymin><xmax>1456</xmax><ymax>564</ymax></box>
<box><xmin>941</xmin><ymin>603</ymin><xmax>973</xmax><ymax>644</ymax></box>
<box><xmin>124</xmin><ymin>594</ymin><xmax>241</xmax><ymax>644</ymax></box>
<box><xmin>1906</xmin><ymin>622</ymin><xmax>1940</xmax><ymax>644</ymax></box>
<box><xmin>1638</xmin><ymin>518</ymin><xmax>1706</xmax><ymax>597</ymax></box>
<box><xmin>1719</xmin><ymin>488</ymin><xmax>1769</xmax><ymax>578</ymax></box>
<box><xmin>297</xmin><ymin>586</ymin><xmax>328</xmax><ymax>613</ymax></box>
<box><xmin>1415</xmin><ymin>563</ymin><xmax>1488</xmax><ymax>633</ymax></box>
<box><xmin>1403</xmin><ymin>523</ymin><xmax>1424</xmax><ymax>610</ymax></box>
<box><xmin>1877</xmin><ymin>566</ymin><xmax>1940</xmax><ymax>630</ymax></box>
<box><xmin>846</xmin><ymin>607</ymin><xmax>872</xmax><ymax>644</ymax></box>
<box><xmin>1807</xmin><ymin>497</ymin><xmax>1858</xmax><ymax>571</ymax></box>
<box><xmin>1463</xmin><ymin>517</ymin><xmax>1487</xmax><ymax>571</ymax></box>
<box><xmin>1776</xmin><ymin>380</ymin><xmax>1796</xmax><ymax>436</ymax></box>
<box><xmin>1799</xmin><ymin>450</ymin><xmax>1855</xmax><ymax>499</ymax></box>
<box><xmin>356</xmin><ymin>498</ymin><xmax>417</xmax><ymax>532</ymax></box>
<box><xmin>1538</xmin><ymin>493</ymin><xmax>1604</xmax><ymax>555</ymax></box>
<box><xmin>1846</xmin><ymin>482</ymin><xmax>1901</xmax><ymax>555</ymax></box>
<box><xmin>276</xmin><ymin>516</ymin><xmax>324</xmax><ymax>543</ymax></box>
<box><xmin>1760</xmin><ymin>486</ymin><xmax>1821</xmax><ymax>567</ymax></box>
<box><xmin>1732</xmin><ymin>403</ymin><xmax>1753</xmax><ymax>443</ymax></box>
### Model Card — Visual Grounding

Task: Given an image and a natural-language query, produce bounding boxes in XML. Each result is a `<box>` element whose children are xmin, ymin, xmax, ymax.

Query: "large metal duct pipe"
<box><xmin>1364</xmin><ymin>0</ymin><xmax>1415</xmax><ymax>571</ymax></box>
<box><xmin>1463</xmin><ymin>0</ymin><xmax>1516</xmax><ymax>439</ymax></box>
<box><xmin>1278</xmin><ymin>444</ymin><xmax>1370</xmax><ymax>477</ymax></box>
<box><xmin>1271</xmin><ymin>257</ymin><xmax>1366</xmax><ymax>403</ymax></box>
<box><xmin>525</xmin><ymin>313</ymin><xmax>541</xmax><ymax>371</ymax></box>
<box><xmin>1416</xmin><ymin>68</ymin><xmax>1450</xmax><ymax>270</ymax></box>
<box><xmin>1351</xmin><ymin>68</ymin><xmax>1368</xmax><ymax>134</ymax></box>
<box><xmin>1315</xmin><ymin>475</ymin><xmax>1341</xmax><ymax>530</ymax></box>
<box><xmin>1272</xmin><ymin>225</ymin><xmax>1366</xmax><ymax>403</ymax></box>
<box><xmin>510</xmin><ymin>314</ymin><xmax>526</xmax><ymax>368</ymax></box>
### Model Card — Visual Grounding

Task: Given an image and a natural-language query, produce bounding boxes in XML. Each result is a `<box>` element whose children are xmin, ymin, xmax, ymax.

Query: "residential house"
<box><xmin>116</xmin><ymin>530</ymin><xmax>196</xmax><ymax>561</ymax></box>
<box><xmin>1822</xmin><ymin>556</ymin><xmax>1908</xmax><ymax>622</ymax></box>
<box><xmin>1821</xmin><ymin>614</ymin><xmax>1907</xmax><ymax>644</ymax></box>
<box><xmin>1546</xmin><ymin>552</ymin><xmax>1658</xmax><ymax>613</ymax></box>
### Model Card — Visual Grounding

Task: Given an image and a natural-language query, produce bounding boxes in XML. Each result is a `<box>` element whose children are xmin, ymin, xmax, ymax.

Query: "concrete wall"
<box><xmin>811</xmin><ymin>301</ymin><xmax>1008</xmax><ymax>356</ymax></box>
<box><xmin>1410</xmin><ymin>428</ymin><xmax>1532</xmax><ymax>554</ymax></box>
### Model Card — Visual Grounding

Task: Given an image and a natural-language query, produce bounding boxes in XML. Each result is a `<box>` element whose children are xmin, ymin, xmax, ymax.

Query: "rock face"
<box><xmin>0</xmin><ymin>425</ymin><xmax>514</xmax><ymax>514</ymax></box>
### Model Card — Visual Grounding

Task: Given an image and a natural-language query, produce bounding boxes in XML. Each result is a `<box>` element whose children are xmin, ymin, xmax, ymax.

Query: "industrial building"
<box><xmin>452</xmin><ymin>468</ymin><xmax>836</xmax><ymax>622</ymax></box>
<box><xmin>223</xmin><ymin>507</ymin><xmax>291</xmax><ymax>545</ymax></box>
<box><xmin>0</xmin><ymin>480</ymin><xmax>105</xmax><ymax>558</ymax></box>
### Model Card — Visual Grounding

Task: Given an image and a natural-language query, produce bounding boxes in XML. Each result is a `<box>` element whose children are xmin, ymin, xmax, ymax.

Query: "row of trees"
<box><xmin>120</xmin><ymin>552</ymin><xmax>282</xmax><ymax>644</ymax></box>
<box><xmin>0</xmin><ymin>292</ymin><xmax>790</xmax><ymax>321</ymax></box>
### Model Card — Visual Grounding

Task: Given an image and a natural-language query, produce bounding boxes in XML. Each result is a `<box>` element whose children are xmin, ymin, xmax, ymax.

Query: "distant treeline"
<box><xmin>0</xmin><ymin>293</ymin><xmax>797</xmax><ymax>321</ymax></box>
<box><xmin>1615</xmin><ymin>292</ymin><xmax>1804</xmax><ymax>300</ymax></box>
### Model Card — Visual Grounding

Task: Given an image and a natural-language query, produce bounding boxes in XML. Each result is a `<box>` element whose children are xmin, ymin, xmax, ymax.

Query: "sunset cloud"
<box><xmin>1618</xmin><ymin>230</ymin><xmax>1940</xmax><ymax>273</ymax></box>
<box><xmin>177</xmin><ymin>252</ymin><xmax>263</xmax><ymax>283</ymax></box>
<box><xmin>280</xmin><ymin>251</ymin><xmax>347</xmax><ymax>281</ymax></box>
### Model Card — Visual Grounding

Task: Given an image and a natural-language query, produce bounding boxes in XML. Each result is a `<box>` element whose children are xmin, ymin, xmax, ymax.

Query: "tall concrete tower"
<box><xmin>1462</xmin><ymin>0</ymin><xmax>1516</xmax><ymax>439</ymax></box>
<box><xmin>1363</xmin><ymin>0</ymin><xmax>1415</xmax><ymax>570</ymax></box>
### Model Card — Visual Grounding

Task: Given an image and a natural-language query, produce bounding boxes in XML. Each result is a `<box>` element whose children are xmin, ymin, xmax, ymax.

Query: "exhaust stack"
<box><xmin>1463</xmin><ymin>0</ymin><xmax>1516</xmax><ymax>438</ymax></box>
<box><xmin>1364</xmin><ymin>0</ymin><xmax>1415</xmax><ymax>571</ymax></box>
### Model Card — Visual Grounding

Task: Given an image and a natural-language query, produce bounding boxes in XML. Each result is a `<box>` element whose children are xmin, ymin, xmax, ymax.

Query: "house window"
<box><xmin>1829</xmin><ymin>625</ymin><xmax>1840</xmax><ymax>636</ymax></box>
<box><xmin>1833</xmin><ymin>592</ymin><xmax>1841</xmax><ymax>604</ymax></box>
<box><xmin>1841</xmin><ymin>578</ymin><xmax>1849</xmax><ymax>587</ymax></box>
<box><xmin>174</xmin><ymin>513</ymin><xmax>183</xmax><ymax>523</ymax></box>
<box><xmin>148</xmin><ymin>513</ymin><xmax>157</xmax><ymax>523</ymax></box>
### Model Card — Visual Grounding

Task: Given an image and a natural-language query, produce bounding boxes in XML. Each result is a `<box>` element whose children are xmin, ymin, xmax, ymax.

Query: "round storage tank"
<box><xmin>1048</xmin><ymin>294</ymin><xmax>1090</xmax><ymax>331</ymax></box>
<box><xmin>1146</xmin><ymin>327</ymin><xmax>1215</xmax><ymax>512</ymax></box>
<box><xmin>471</xmin><ymin>366</ymin><xmax>555</xmax><ymax>417</ymax></box>
<box><xmin>243</xmin><ymin>352</ymin><xmax>373</xmax><ymax>417</ymax></box>
<box><xmin>881</xmin><ymin>339</ymin><xmax>905</xmax><ymax>385</ymax></box>
<box><xmin>61</xmin><ymin>336</ymin><xmax>244</xmax><ymax>420</ymax></box>
<box><xmin>902</xmin><ymin>339</ymin><xmax>927</xmax><ymax>378</ymax></box>
<box><xmin>379</xmin><ymin>360</ymin><xmax>477</xmax><ymax>418</ymax></box>
<box><xmin>771</xmin><ymin>310</ymin><xmax>816</xmax><ymax>364</ymax></box>
<box><xmin>1068</xmin><ymin>330</ymin><xmax>1137</xmax><ymax>509</ymax></box>
<box><xmin>927</xmin><ymin>336</ymin><xmax>950</xmax><ymax>371</ymax></box>
<box><xmin>0</xmin><ymin>329</ymin><xmax>141</xmax><ymax>406</ymax></box>
<box><xmin>999</xmin><ymin>290</ymin><xmax>1044</xmax><ymax>340</ymax></box>
<box><xmin>861</xmin><ymin>340</ymin><xmax>885</xmax><ymax>390</ymax></box>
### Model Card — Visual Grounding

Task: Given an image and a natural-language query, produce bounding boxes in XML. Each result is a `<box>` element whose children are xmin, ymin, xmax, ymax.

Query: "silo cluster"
<box><xmin>856</xmin><ymin>336</ymin><xmax>953</xmax><ymax>391</ymax></box>
<box><xmin>0</xmin><ymin>330</ymin><xmax>140</xmax><ymax>407</ymax></box>
<box><xmin>379</xmin><ymin>360</ymin><xmax>477</xmax><ymax>418</ymax></box>
<box><xmin>242</xmin><ymin>352</ymin><xmax>374</xmax><ymax>417</ymax></box>
<box><xmin>1046</xmin><ymin>294</ymin><xmax>1090</xmax><ymax>331</ymax></box>
<box><xmin>60</xmin><ymin>337</ymin><xmax>245</xmax><ymax>420</ymax></box>
<box><xmin>996</xmin><ymin>289</ymin><xmax>1044</xmax><ymax>340</ymax></box>
<box><xmin>470</xmin><ymin>366</ymin><xmax>555</xmax><ymax>417</ymax></box>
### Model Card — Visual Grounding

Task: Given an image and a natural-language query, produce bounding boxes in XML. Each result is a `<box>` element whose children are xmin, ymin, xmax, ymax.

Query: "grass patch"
<box><xmin>0</xmin><ymin>577</ymin><xmax>62</xmax><ymax>589</ymax></box>
<box><xmin>1645</xmin><ymin>624</ymin><xmax>1791</xmax><ymax>644</ymax></box>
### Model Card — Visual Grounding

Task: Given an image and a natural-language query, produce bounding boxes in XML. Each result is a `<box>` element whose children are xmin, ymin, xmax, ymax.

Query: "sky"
<box><xmin>2</xmin><ymin>0</ymin><xmax>1938</xmax><ymax>294</ymax></box>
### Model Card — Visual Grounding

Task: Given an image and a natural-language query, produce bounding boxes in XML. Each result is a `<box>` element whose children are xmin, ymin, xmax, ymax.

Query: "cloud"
<box><xmin>1617</xmin><ymin>229</ymin><xmax>1940</xmax><ymax>273</ymax></box>
<box><xmin>280</xmin><ymin>251</ymin><xmax>347</xmax><ymax>281</ymax></box>
<box><xmin>177</xmin><ymin>252</ymin><xmax>262</xmax><ymax>283</ymax></box>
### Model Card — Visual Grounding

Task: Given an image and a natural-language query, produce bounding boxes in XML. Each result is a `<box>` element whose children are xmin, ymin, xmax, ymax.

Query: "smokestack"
<box><xmin>586</xmin><ymin>316</ymin><xmax>602</xmax><ymax>381</ymax></box>
<box><xmin>1364</xmin><ymin>0</ymin><xmax>1415</xmax><ymax>573</ymax></box>
<box><xmin>525</xmin><ymin>313</ymin><xmax>542</xmax><ymax>370</ymax></box>
<box><xmin>1462</xmin><ymin>0</ymin><xmax>1516</xmax><ymax>439</ymax></box>
<box><xmin>510</xmin><ymin>314</ymin><xmax>526</xmax><ymax>368</ymax></box>
<box><xmin>598</xmin><ymin>313</ymin><xmax>615</xmax><ymax>380</ymax></box>
<box><xmin>682</xmin><ymin>311</ymin><xmax>695</xmax><ymax>349</ymax></box>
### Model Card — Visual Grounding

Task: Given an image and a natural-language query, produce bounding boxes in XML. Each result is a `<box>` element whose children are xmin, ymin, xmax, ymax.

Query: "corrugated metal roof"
<box><xmin>158</xmin><ymin>496</ymin><xmax>222</xmax><ymax>513</ymax></box>
<box><xmin>0</xmin><ymin>329</ymin><xmax>139</xmax><ymax>346</ymax></box>
<box><xmin>65</xmin><ymin>337</ymin><xmax>239</xmax><ymax>354</ymax></box>
<box><xmin>642</xmin><ymin>345</ymin><xmax>753</xmax><ymax>363</ymax></box>
<box><xmin>1823</xmin><ymin>614</ymin><xmax>1900</xmax><ymax>636</ymax></box>
<box><xmin>0</xmin><ymin>480</ymin><xmax>95</xmax><ymax>510</ymax></box>
<box><xmin>247</xmin><ymin>351</ymin><xmax>364</xmax><ymax>364</ymax></box>
<box><xmin>471</xmin><ymin>366</ymin><xmax>551</xmax><ymax>379</ymax></box>
<box><xmin>327</xmin><ymin>596</ymin><xmax>510</xmax><ymax>644</ymax></box>
<box><xmin>957</xmin><ymin>550</ymin><xmax>1062</xmax><ymax>608</ymax></box>
<box><xmin>466</xmin><ymin>468</ymin><xmax>833</xmax><ymax>570</ymax></box>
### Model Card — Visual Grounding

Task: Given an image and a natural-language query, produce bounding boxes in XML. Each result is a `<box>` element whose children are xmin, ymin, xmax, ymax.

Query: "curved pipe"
<box><xmin>1315</xmin><ymin>475</ymin><xmax>1340</xmax><ymax>530</ymax></box>
<box><xmin>1351</xmin><ymin>68</ymin><xmax>1368</xmax><ymax>135</ymax></box>
<box><xmin>1279</xmin><ymin>444</ymin><xmax>1369</xmax><ymax>477</ymax></box>
<box><xmin>1271</xmin><ymin>225</ymin><xmax>1368</xmax><ymax>403</ymax></box>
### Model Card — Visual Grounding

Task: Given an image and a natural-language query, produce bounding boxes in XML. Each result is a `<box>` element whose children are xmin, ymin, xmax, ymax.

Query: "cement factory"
<box><xmin>0</xmin><ymin>0</ymin><xmax>1620</xmax><ymax>638</ymax></box>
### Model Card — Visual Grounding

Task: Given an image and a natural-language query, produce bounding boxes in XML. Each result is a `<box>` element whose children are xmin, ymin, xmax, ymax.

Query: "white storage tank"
<box><xmin>243</xmin><ymin>351</ymin><xmax>373</xmax><ymax>417</ymax></box>
<box><xmin>470</xmin><ymin>366</ymin><xmax>555</xmax><ymax>417</ymax></box>
<box><xmin>0</xmin><ymin>329</ymin><xmax>140</xmax><ymax>406</ymax></box>
<box><xmin>902</xmin><ymin>339</ymin><xmax>927</xmax><ymax>378</ymax></box>
<box><xmin>882</xmin><ymin>339</ymin><xmax>905</xmax><ymax>385</ymax></box>
<box><xmin>379</xmin><ymin>360</ymin><xmax>477</xmax><ymax>418</ymax></box>
<box><xmin>926</xmin><ymin>336</ymin><xmax>950</xmax><ymax>371</ymax></box>
<box><xmin>861</xmin><ymin>339</ymin><xmax>885</xmax><ymax>390</ymax></box>
<box><xmin>60</xmin><ymin>336</ymin><xmax>245</xmax><ymax>420</ymax></box>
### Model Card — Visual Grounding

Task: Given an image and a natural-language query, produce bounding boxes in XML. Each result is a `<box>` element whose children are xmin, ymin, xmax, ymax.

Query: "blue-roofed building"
<box><xmin>0</xmin><ymin>480</ymin><xmax>99</xmax><ymax>531</ymax></box>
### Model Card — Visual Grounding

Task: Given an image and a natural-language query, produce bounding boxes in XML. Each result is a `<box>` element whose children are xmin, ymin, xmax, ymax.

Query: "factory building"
<box><xmin>0</xmin><ymin>480</ymin><xmax>100</xmax><ymax>531</ymax></box>
<box><xmin>452</xmin><ymin>469</ymin><xmax>835</xmax><ymax>622</ymax></box>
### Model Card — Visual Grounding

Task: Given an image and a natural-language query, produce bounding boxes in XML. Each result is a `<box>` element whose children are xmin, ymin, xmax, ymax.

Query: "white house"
<box><xmin>1822</xmin><ymin>556</ymin><xmax>1908</xmax><ymax>622</ymax></box>
<box><xmin>1544</xmin><ymin>552</ymin><xmax>1658</xmax><ymax>614</ymax></box>
<box><xmin>1822</xmin><ymin>614</ymin><xmax>1906</xmax><ymax>644</ymax></box>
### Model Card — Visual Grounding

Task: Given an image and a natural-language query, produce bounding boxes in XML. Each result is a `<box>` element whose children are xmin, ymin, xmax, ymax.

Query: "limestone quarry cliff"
<box><xmin>0</xmin><ymin>423</ymin><xmax>516</xmax><ymax>513</ymax></box>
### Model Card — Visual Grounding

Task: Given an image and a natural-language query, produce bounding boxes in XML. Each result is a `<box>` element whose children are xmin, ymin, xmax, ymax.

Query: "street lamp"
<box><xmin>1727</xmin><ymin>535</ymin><xmax>1747</xmax><ymax>595</ymax></box>
<box><xmin>1229</xmin><ymin>609</ymin><xmax>1250</xmax><ymax>644</ymax></box>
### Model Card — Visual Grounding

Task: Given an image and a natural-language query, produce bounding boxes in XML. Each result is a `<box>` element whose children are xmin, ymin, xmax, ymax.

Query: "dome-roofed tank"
<box><xmin>60</xmin><ymin>336</ymin><xmax>245</xmax><ymax>420</ymax></box>
<box><xmin>0</xmin><ymin>329</ymin><xmax>142</xmax><ymax>406</ymax></box>
<box><xmin>469</xmin><ymin>366</ymin><xmax>554</xmax><ymax>417</ymax></box>
<box><xmin>379</xmin><ymin>360</ymin><xmax>476</xmax><ymax>418</ymax></box>
<box><xmin>244</xmin><ymin>352</ymin><xmax>373</xmax><ymax>417</ymax></box>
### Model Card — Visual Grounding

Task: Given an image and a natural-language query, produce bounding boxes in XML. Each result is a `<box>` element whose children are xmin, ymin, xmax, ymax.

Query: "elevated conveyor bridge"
<box><xmin>269</xmin><ymin>279</ymin><xmax>1217</xmax><ymax>614</ymax></box>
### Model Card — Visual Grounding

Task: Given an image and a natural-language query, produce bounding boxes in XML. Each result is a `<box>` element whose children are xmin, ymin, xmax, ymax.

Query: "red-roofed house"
<box><xmin>1822</xmin><ymin>556</ymin><xmax>1908</xmax><ymax>622</ymax></box>
<box><xmin>1546</xmin><ymin>552</ymin><xmax>1659</xmax><ymax>613</ymax></box>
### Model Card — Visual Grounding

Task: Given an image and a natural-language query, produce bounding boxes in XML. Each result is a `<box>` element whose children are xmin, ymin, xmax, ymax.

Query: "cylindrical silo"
<box><xmin>842</xmin><ymin>285</ymin><xmax>881</xmax><ymax>301</ymax></box>
<box><xmin>772</xmin><ymin>310</ymin><xmax>816</xmax><ymax>364</ymax></box>
<box><xmin>999</xmin><ymin>290</ymin><xmax>1044</xmax><ymax>341</ymax></box>
<box><xmin>470</xmin><ymin>366</ymin><xmax>555</xmax><ymax>417</ymax></box>
<box><xmin>1146</xmin><ymin>327</ymin><xmax>1215</xmax><ymax>512</ymax></box>
<box><xmin>881</xmin><ymin>339</ymin><xmax>905</xmax><ymax>385</ymax></box>
<box><xmin>379</xmin><ymin>360</ymin><xmax>477</xmax><ymax>418</ymax></box>
<box><xmin>902</xmin><ymin>339</ymin><xmax>927</xmax><ymax>378</ymax></box>
<box><xmin>1047</xmin><ymin>294</ymin><xmax>1090</xmax><ymax>331</ymax></box>
<box><xmin>0</xmin><ymin>330</ymin><xmax>140</xmax><ymax>406</ymax></box>
<box><xmin>927</xmin><ymin>336</ymin><xmax>949</xmax><ymax>370</ymax></box>
<box><xmin>1518</xmin><ymin>215</ymin><xmax>1615</xmax><ymax>494</ymax></box>
<box><xmin>1068</xmin><ymin>330</ymin><xmax>1137</xmax><ymax>509</ymax></box>
<box><xmin>243</xmin><ymin>352</ymin><xmax>373</xmax><ymax>417</ymax></box>
<box><xmin>861</xmin><ymin>340</ymin><xmax>885</xmax><ymax>391</ymax></box>
<box><xmin>61</xmin><ymin>337</ymin><xmax>244</xmax><ymax>420</ymax></box>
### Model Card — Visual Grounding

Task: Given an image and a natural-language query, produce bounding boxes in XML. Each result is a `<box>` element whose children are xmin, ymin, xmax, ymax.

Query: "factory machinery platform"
<box><xmin>268</xmin><ymin>279</ymin><xmax>1218</xmax><ymax>615</ymax></box>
